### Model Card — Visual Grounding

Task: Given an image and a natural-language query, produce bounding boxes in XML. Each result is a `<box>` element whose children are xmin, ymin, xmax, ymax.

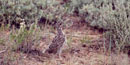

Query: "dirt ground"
<box><xmin>0</xmin><ymin>21</ymin><xmax>130</xmax><ymax>65</ymax></box>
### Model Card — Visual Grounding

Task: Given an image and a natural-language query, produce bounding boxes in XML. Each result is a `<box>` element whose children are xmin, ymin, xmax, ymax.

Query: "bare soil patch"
<box><xmin>0</xmin><ymin>21</ymin><xmax>129</xmax><ymax>65</ymax></box>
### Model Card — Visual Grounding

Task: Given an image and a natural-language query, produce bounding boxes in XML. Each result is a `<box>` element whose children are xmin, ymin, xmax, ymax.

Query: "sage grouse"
<box><xmin>44</xmin><ymin>26</ymin><xmax>66</xmax><ymax>57</ymax></box>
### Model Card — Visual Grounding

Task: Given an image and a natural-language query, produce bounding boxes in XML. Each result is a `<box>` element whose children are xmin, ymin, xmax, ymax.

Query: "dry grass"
<box><xmin>0</xmin><ymin>24</ymin><xmax>129</xmax><ymax>65</ymax></box>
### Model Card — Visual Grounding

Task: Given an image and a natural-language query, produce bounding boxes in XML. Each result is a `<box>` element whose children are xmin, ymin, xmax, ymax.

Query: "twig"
<box><xmin>0</xmin><ymin>47</ymin><xmax>8</xmax><ymax>54</ymax></box>
<box><xmin>0</xmin><ymin>50</ymin><xmax>6</xmax><ymax>54</ymax></box>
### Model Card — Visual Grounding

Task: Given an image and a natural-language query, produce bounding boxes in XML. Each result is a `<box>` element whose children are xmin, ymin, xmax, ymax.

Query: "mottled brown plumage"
<box><xmin>44</xmin><ymin>25</ymin><xmax>66</xmax><ymax>56</ymax></box>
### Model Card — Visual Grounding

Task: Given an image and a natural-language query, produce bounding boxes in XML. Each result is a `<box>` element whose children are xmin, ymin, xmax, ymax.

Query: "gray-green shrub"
<box><xmin>70</xmin><ymin>0</ymin><xmax>130</xmax><ymax>51</ymax></box>
<box><xmin>0</xmin><ymin>0</ymin><xmax>45</xmax><ymax>28</ymax></box>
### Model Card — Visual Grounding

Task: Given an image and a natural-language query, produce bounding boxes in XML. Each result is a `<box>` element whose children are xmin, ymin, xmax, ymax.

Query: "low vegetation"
<box><xmin>69</xmin><ymin>0</ymin><xmax>130</xmax><ymax>52</ymax></box>
<box><xmin>0</xmin><ymin>0</ymin><xmax>129</xmax><ymax>65</ymax></box>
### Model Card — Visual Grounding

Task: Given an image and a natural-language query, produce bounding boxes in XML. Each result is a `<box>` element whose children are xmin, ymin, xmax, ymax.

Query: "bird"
<box><xmin>44</xmin><ymin>23</ymin><xmax>66</xmax><ymax>58</ymax></box>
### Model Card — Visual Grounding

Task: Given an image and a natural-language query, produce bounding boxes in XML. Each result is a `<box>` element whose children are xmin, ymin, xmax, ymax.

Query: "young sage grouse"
<box><xmin>44</xmin><ymin>25</ymin><xmax>66</xmax><ymax>58</ymax></box>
